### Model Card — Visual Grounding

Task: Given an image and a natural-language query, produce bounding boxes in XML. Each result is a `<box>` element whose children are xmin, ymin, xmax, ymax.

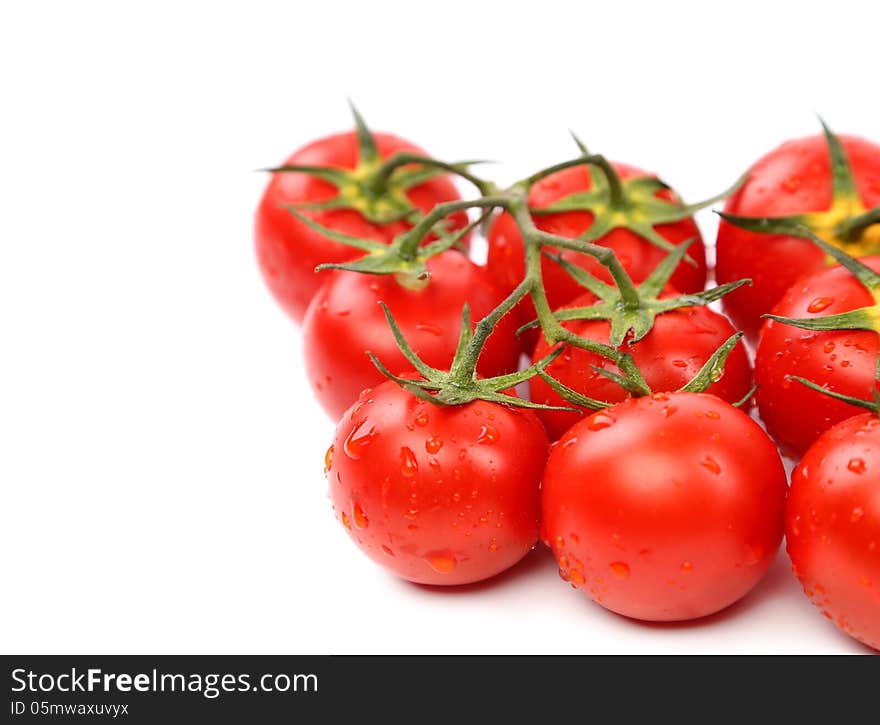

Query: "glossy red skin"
<box><xmin>717</xmin><ymin>134</ymin><xmax>880</xmax><ymax>338</ymax></box>
<box><xmin>327</xmin><ymin>382</ymin><xmax>550</xmax><ymax>585</ymax></box>
<box><xmin>755</xmin><ymin>257</ymin><xmax>880</xmax><ymax>457</ymax></box>
<box><xmin>542</xmin><ymin>392</ymin><xmax>786</xmax><ymax>622</ymax></box>
<box><xmin>255</xmin><ymin>131</ymin><xmax>466</xmax><ymax>322</ymax></box>
<box><xmin>529</xmin><ymin>291</ymin><xmax>753</xmax><ymax>440</ymax></box>
<box><xmin>487</xmin><ymin>162</ymin><xmax>707</xmax><ymax>350</ymax></box>
<box><xmin>303</xmin><ymin>251</ymin><xmax>520</xmax><ymax>420</ymax></box>
<box><xmin>786</xmin><ymin>413</ymin><xmax>880</xmax><ymax>650</ymax></box>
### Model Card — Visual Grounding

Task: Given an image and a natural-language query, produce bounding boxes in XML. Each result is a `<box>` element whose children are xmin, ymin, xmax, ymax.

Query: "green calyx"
<box><xmin>763</xmin><ymin>227</ymin><xmax>880</xmax><ymax>375</ymax></box>
<box><xmin>267</xmin><ymin>102</ymin><xmax>483</xmax><ymax>226</ymax></box>
<box><xmin>518</xmin><ymin>239</ymin><xmax>750</xmax><ymax>347</ymax></box>
<box><xmin>369</xmin><ymin>303</ymin><xmax>576</xmax><ymax>411</ymax></box>
<box><xmin>286</xmin><ymin>201</ymin><xmax>487</xmax><ymax>288</ymax></box>
<box><xmin>535</xmin><ymin>332</ymin><xmax>752</xmax><ymax>411</ymax></box>
<box><xmin>529</xmin><ymin>134</ymin><xmax>741</xmax><ymax>258</ymax></box>
<box><xmin>719</xmin><ymin>117</ymin><xmax>880</xmax><ymax>257</ymax></box>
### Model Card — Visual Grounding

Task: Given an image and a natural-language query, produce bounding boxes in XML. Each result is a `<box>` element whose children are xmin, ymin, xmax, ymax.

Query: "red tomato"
<box><xmin>541</xmin><ymin>392</ymin><xmax>787</xmax><ymax>621</ymax></box>
<box><xmin>255</xmin><ymin>131</ymin><xmax>466</xmax><ymax>322</ymax></box>
<box><xmin>303</xmin><ymin>251</ymin><xmax>521</xmax><ymax>420</ymax></box>
<box><xmin>755</xmin><ymin>257</ymin><xmax>880</xmax><ymax>457</ymax></box>
<box><xmin>487</xmin><ymin>162</ymin><xmax>707</xmax><ymax>349</ymax></box>
<box><xmin>325</xmin><ymin>382</ymin><xmax>549</xmax><ymax>585</ymax></box>
<box><xmin>717</xmin><ymin>134</ymin><xmax>880</xmax><ymax>338</ymax></box>
<box><xmin>529</xmin><ymin>291</ymin><xmax>753</xmax><ymax>440</ymax></box>
<box><xmin>786</xmin><ymin>412</ymin><xmax>880</xmax><ymax>650</ymax></box>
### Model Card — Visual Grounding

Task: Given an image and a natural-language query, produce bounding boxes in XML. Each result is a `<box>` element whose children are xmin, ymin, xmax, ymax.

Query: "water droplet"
<box><xmin>672</xmin><ymin>359</ymin><xmax>687</xmax><ymax>368</ymax></box>
<box><xmin>451</xmin><ymin>492</ymin><xmax>461</xmax><ymax>503</ymax></box>
<box><xmin>701</xmin><ymin>455</ymin><xmax>721</xmax><ymax>475</ymax></box>
<box><xmin>381</xmin><ymin>545</ymin><xmax>395</xmax><ymax>557</ymax></box>
<box><xmin>651</xmin><ymin>393</ymin><xmax>670</xmax><ymax>402</ymax></box>
<box><xmin>343</xmin><ymin>420</ymin><xmax>379</xmax><ymax>459</ymax></box>
<box><xmin>352</xmin><ymin>502</ymin><xmax>369</xmax><ymax>529</ymax></box>
<box><xmin>340</xmin><ymin>511</ymin><xmax>351</xmax><ymax>529</ymax></box>
<box><xmin>570</xmin><ymin>533</ymin><xmax>580</xmax><ymax>544</ymax></box>
<box><xmin>851</xmin><ymin>506</ymin><xmax>865</xmax><ymax>522</ymax></box>
<box><xmin>781</xmin><ymin>176</ymin><xmax>801</xmax><ymax>193</ymax></box>
<box><xmin>416</xmin><ymin>322</ymin><xmax>443</xmax><ymax>336</ymax></box>
<box><xmin>336</xmin><ymin>308</ymin><xmax>351</xmax><ymax>317</ymax></box>
<box><xmin>488</xmin><ymin>539</ymin><xmax>499</xmax><ymax>553</ymax></box>
<box><xmin>569</xmin><ymin>569</ymin><xmax>586</xmax><ymax>587</ymax></box>
<box><xmin>587</xmin><ymin>413</ymin><xmax>615</xmax><ymax>431</ymax></box>
<box><xmin>562</xmin><ymin>436</ymin><xmax>579</xmax><ymax>448</ymax></box>
<box><xmin>554</xmin><ymin>536</ymin><xmax>565</xmax><ymax>551</ymax></box>
<box><xmin>400</xmin><ymin>446</ymin><xmax>418</xmax><ymax>477</ymax></box>
<box><xmin>425</xmin><ymin>436</ymin><xmax>443</xmax><ymax>454</ymax></box>
<box><xmin>663</xmin><ymin>405</ymin><xmax>677</xmax><ymax>417</ymax></box>
<box><xmin>477</xmin><ymin>424</ymin><xmax>499</xmax><ymax>444</ymax></box>
<box><xmin>680</xmin><ymin>561</ymin><xmax>694</xmax><ymax>573</ymax></box>
<box><xmin>705</xmin><ymin>410</ymin><xmax>720</xmax><ymax>420</ymax></box>
<box><xmin>807</xmin><ymin>297</ymin><xmax>834</xmax><ymax>313</ymax></box>
<box><xmin>424</xmin><ymin>550</ymin><xmax>457</xmax><ymax>573</ymax></box>
<box><xmin>324</xmin><ymin>445</ymin><xmax>334</xmax><ymax>473</ymax></box>
<box><xmin>824</xmin><ymin>341</ymin><xmax>836</xmax><ymax>354</ymax></box>
<box><xmin>848</xmin><ymin>458</ymin><xmax>866</xmax><ymax>474</ymax></box>
<box><xmin>610</xmin><ymin>561</ymin><xmax>630</xmax><ymax>579</ymax></box>
<box><xmin>414</xmin><ymin>411</ymin><xmax>429</xmax><ymax>427</ymax></box>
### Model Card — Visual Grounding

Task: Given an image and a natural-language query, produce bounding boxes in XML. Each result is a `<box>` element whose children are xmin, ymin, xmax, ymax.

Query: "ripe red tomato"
<box><xmin>326</xmin><ymin>382</ymin><xmax>550</xmax><ymax>585</ymax></box>
<box><xmin>541</xmin><ymin>392</ymin><xmax>787</xmax><ymax>621</ymax></box>
<box><xmin>755</xmin><ymin>257</ymin><xmax>880</xmax><ymax>457</ymax></box>
<box><xmin>487</xmin><ymin>162</ymin><xmax>707</xmax><ymax>349</ymax></box>
<box><xmin>529</xmin><ymin>291</ymin><xmax>753</xmax><ymax>440</ymax></box>
<box><xmin>717</xmin><ymin>133</ymin><xmax>880</xmax><ymax>338</ymax></box>
<box><xmin>303</xmin><ymin>251</ymin><xmax>521</xmax><ymax>420</ymax></box>
<box><xmin>786</xmin><ymin>412</ymin><xmax>880</xmax><ymax>650</ymax></box>
<box><xmin>255</xmin><ymin>131</ymin><xmax>466</xmax><ymax>322</ymax></box>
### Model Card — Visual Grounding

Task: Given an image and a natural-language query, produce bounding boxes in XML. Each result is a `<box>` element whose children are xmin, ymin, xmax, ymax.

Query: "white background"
<box><xmin>1</xmin><ymin>1</ymin><xmax>876</xmax><ymax>653</ymax></box>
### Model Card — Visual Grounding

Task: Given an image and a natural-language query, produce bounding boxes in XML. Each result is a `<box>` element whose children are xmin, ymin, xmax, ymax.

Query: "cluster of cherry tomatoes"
<box><xmin>255</xmin><ymin>108</ymin><xmax>880</xmax><ymax>650</ymax></box>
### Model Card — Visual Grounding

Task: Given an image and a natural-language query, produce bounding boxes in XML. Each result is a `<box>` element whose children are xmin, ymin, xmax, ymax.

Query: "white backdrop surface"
<box><xmin>1</xmin><ymin>1</ymin><xmax>875</xmax><ymax>653</ymax></box>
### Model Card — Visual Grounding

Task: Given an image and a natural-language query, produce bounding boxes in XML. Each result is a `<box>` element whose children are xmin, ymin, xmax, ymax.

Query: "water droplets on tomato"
<box><xmin>324</xmin><ymin>445</ymin><xmax>334</xmax><ymax>473</ymax></box>
<box><xmin>425</xmin><ymin>436</ymin><xmax>443</xmax><ymax>454</ymax></box>
<box><xmin>381</xmin><ymin>545</ymin><xmax>395</xmax><ymax>557</ymax></box>
<box><xmin>807</xmin><ymin>297</ymin><xmax>834</xmax><ymax>313</ymax></box>
<box><xmin>848</xmin><ymin>458</ymin><xmax>866</xmax><ymax>474</ymax></box>
<box><xmin>609</xmin><ymin>561</ymin><xmax>630</xmax><ymax>579</ymax></box>
<box><xmin>851</xmin><ymin>506</ymin><xmax>865</xmax><ymax>523</ymax></box>
<box><xmin>352</xmin><ymin>502</ymin><xmax>369</xmax><ymax>529</ymax></box>
<box><xmin>400</xmin><ymin>446</ymin><xmax>418</xmax><ymax>477</ymax></box>
<box><xmin>414</xmin><ymin>411</ymin><xmax>429</xmax><ymax>427</ymax></box>
<box><xmin>424</xmin><ymin>550</ymin><xmax>457</xmax><ymax>573</ymax></box>
<box><xmin>416</xmin><ymin>322</ymin><xmax>443</xmax><ymax>336</ymax></box>
<box><xmin>477</xmin><ymin>424</ymin><xmax>499</xmax><ymax>444</ymax></box>
<box><xmin>340</xmin><ymin>511</ymin><xmax>351</xmax><ymax>530</ymax></box>
<box><xmin>344</xmin><ymin>420</ymin><xmax>379</xmax><ymax>459</ymax></box>
<box><xmin>587</xmin><ymin>413</ymin><xmax>614</xmax><ymax>431</ymax></box>
<box><xmin>701</xmin><ymin>455</ymin><xmax>721</xmax><ymax>475</ymax></box>
<box><xmin>680</xmin><ymin>561</ymin><xmax>694</xmax><ymax>573</ymax></box>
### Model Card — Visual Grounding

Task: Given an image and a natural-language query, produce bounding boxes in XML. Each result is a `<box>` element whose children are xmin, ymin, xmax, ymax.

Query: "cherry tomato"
<box><xmin>541</xmin><ymin>392</ymin><xmax>787</xmax><ymax>621</ymax></box>
<box><xmin>487</xmin><ymin>162</ymin><xmax>706</xmax><ymax>350</ymax></box>
<box><xmin>786</xmin><ymin>412</ymin><xmax>880</xmax><ymax>650</ymax></box>
<box><xmin>717</xmin><ymin>133</ymin><xmax>880</xmax><ymax>338</ymax></box>
<box><xmin>529</xmin><ymin>291</ymin><xmax>753</xmax><ymax>440</ymax></box>
<box><xmin>755</xmin><ymin>257</ymin><xmax>880</xmax><ymax>457</ymax></box>
<box><xmin>303</xmin><ymin>251</ymin><xmax>520</xmax><ymax>420</ymax></box>
<box><xmin>325</xmin><ymin>382</ymin><xmax>549</xmax><ymax>585</ymax></box>
<box><xmin>255</xmin><ymin>131</ymin><xmax>466</xmax><ymax>322</ymax></box>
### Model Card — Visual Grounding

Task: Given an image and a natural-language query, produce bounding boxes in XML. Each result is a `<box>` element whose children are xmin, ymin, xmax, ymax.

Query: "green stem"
<box><xmin>396</xmin><ymin>195</ymin><xmax>511</xmax><ymax>258</ymax></box>
<box><xmin>588</xmin><ymin>154</ymin><xmax>626</xmax><ymax>209</ymax></box>
<box><xmin>836</xmin><ymin>206</ymin><xmax>880</xmax><ymax>239</ymax></box>
<box><xmin>369</xmin><ymin>153</ymin><xmax>495</xmax><ymax>197</ymax></box>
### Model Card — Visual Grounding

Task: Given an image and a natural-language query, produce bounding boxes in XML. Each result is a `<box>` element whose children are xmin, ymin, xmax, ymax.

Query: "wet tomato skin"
<box><xmin>786</xmin><ymin>413</ymin><xmax>880</xmax><ymax>650</ymax></box>
<box><xmin>541</xmin><ymin>392</ymin><xmax>786</xmax><ymax>622</ymax></box>
<box><xmin>303</xmin><ymin>251</ymin><xmax>520</xmax><ymax>420</ymax></box>
<box><xmin>487</xmin><ymin>162</ymin><xmax>706</xmax><ymax>350</ymax></box>
<box><xmin>326</xmin><ymin>382</ymin><xmax>550</xmax><ymax>585</ymax></box>
<box><xmin>529</xmin><ymin>290</ymin><xmax>753</xmax><ymax>440</ymax></box>
<box><xmin>755</xmin><ymin>257</ymin><xmax>880</xmax><ymax>457</ymax></box>
<box><xmin>255</xmin><ymin>131</ymin><xmax>466</xmax><ymax>322</ymax></box>
<box><xmin>716</xmin><ymin>134</ymin><xmax>880</xmax><ymax>338</ymax></box>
